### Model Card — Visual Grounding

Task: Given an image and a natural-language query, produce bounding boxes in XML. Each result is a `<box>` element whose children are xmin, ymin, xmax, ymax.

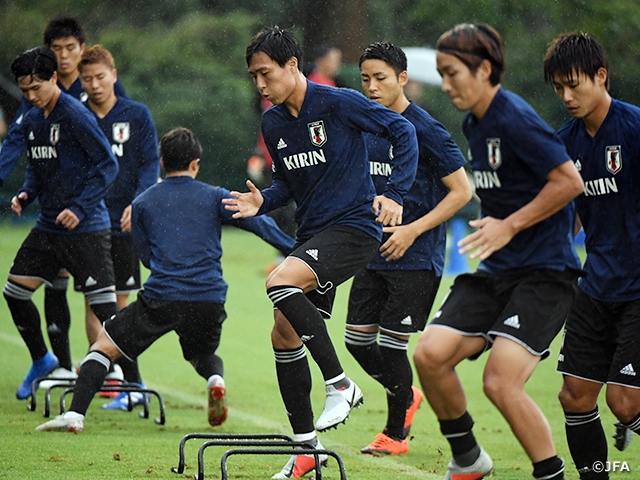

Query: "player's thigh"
<box><xmin>346</xmin><ymin>268</ymin><xmax>387</xmax><ymax>329</ymax></box>
<box><xmin>8</xmin><ymin>228</ymin><xmax>62</xmax><ymax>285</ymax></box>
<box><xmin>558</xmin><ymin>289</ymin><xmax>617</xmax><ymax>383</ymax></box>
<box><xmin>111</xmin><ymin>235</ymin><xmax>141</xmax><ymax>294</ymax></box>
<box><xmin>288</xmin><ymin>225</ymin><xmax>380</xmax><ymax>295</ymax></box>
<box><xmin>378</xmin><ymin>269</ymin><xmax>441</xmax><ymax>336</ymax></box>
<box><xmin>177</xmin><ymin>302</ymin><xmax>227</xmax><ymax>361</ymax></box>
<box><xmin>607</xmin><ymin>298</ymin><xmax>640</xmax><ymax>389</ymax></box>
<box><xmin>490</xmin><ymin>268</ymin><xmax>577</xmax><ymax>359</ymax></box>
<box><xmin>56</xmin><ymin>230</ymin><xmax>115</xmax><ymax>293</ymax></box>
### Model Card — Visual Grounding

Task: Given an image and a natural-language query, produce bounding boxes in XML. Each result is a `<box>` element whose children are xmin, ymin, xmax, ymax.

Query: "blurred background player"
<box><xmin>412</xmin><ymin>23</ymin><xmax>583</xmax><ymax>480</ymax></box>
<box><xmin>35</xmin><ymin>127</ymin><xmax>295</xmax><ymax>433</ymax></box>
<box><xmin>0</xmin><ymin>15</ymin><xmax>127</xmax><ymax>385</ymax></box>
<box><xmin>3</xmin><ymin>46</ymin><xmax>119</xmax><ymax>400</ymax></box>
<box><xmin>347</xmin><ymin>41</ymin><xmax>471</xmax><ymax>456</ymax></box>
<box><xmin>544</xmin><ymin>32</ymin><xmax>640</xmax><ymax>479</ymax></box>
<box><xmin>76</xmin><ymin>45</ymin><xmax>160</xmax><ymax>409</ymax></box>
<box><xmin>305</xmin><ymin>44</ymin><xmax>343</xmax><ymax>87</ymax></box>
<box><xmin>225</xmin><ymin>26</ymin><xmax>418</xmax><ymax>479</ymax></box>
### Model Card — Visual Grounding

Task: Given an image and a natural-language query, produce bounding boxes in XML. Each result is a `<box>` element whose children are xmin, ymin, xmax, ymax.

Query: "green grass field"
<box><xmin>0</xmin><ymin>221</ymin><xmax>635</xmax><ymax>479</ymax></box>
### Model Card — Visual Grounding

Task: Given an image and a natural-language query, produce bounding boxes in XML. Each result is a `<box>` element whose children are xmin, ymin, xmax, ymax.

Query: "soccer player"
<box><xmin>2</xmin><ymin>46</ymin><xmax>120</xmax><ymax>400</ymax></box>
<box><xmin>0</xmin><ymin>15</ymin><xmax>126</xmax><ymax>384</ymax></box>
<box><xmin>347</xmin><ymin>41</ymin><xmax>471</xmax><ymax>456</ymax></box>
<box><xmin>412</xmin><ymin>23</ymin><xmax>584</xmax><ymax>480</ymax></box>
<box><xmin>77</xmin><ymin>45</ymin><xmax>160</xmax><ymax>410</ymax></box>
<box><xmin>223</xmin><ymin>27</ymin><xmax>418</xmax><ymax>479</ymax></box>
<box><xmin>543</xmin><ymin>32</ymin><xmax>640</xmax><ymax>479</ymax></box>
<box><xmin>35</xmin><ymin>126</ymin><xmax>295</xmax><ymax>433</ymax></box>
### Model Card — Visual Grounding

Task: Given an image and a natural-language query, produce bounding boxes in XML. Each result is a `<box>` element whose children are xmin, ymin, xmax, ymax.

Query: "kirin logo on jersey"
<box><xmin>50</xmin><ymin>124</ymin><xmax>60</xmax><ymax>145</ymax></box>
<box><xmin>486</xmin><ymin>138</ymin><xmax>501</xmax><ymax>170</ymax></box>
<box><xmin>308</xmin><ymin>121</ymin><xmax>327</xmax><ymax>147</ymax></box>
<box><xmin>113</xmin><ymin>123</ymin><xmax>130</xmax><ymax>143</ymax></box>
<box><xmin>605</xmin><ymin>145</ymin><xmax>622</xmax><ymax>175</ymax></box>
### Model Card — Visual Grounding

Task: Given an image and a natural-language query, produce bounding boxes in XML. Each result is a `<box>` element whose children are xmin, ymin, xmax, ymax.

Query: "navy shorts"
<box><xmin>430</xmin><ymin>269</ymin><xmax>578</xmax><ymax>359</ymax></box>
<box><xmin>290</xmin><ymin>225</ymin><xmax>379</xmax><ymax>319</ymax></box>
<box><xmin>558</xmin><ymin>288</ymin><xmax>640</xmax><ymax>388</ymax></box>
<box><xmin>347</xmin><ymin>268</ymin><xmax>440</xmax><ymax>335</ymax></box>
<box><xmin>104</xmin><ymin>291</ymin><xmax>227</xmax><ymax>362</ymax></box>
<box><xmin>10</xmin><ymin>228</ymin><xmax>115</xmax><ymax>294</ymax></box>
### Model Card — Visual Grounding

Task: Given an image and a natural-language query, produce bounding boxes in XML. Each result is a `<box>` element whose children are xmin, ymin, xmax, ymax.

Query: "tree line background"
<box><xmin>1</xmin><ymin>0</ymin><xmax>640</xmax><ymax>201</ymax></box>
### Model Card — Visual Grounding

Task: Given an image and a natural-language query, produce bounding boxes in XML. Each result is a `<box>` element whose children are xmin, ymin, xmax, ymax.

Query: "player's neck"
<box><xmin>582</xmin><ymin>92</ymin><xmax>612</xmax><ymax>137</ymax></box>
<box><xmin>389</xmin><ymin>94</ymin><xmax>411</xmax><ymax>115</ymax></box>
<box><xmin>43</xmin><ymin>87</ymin><xmax>62</xmax><ymax>118</ymax></box>
<box><xmin>284</xmin><ymin>72</ymin><xmax>308</xmax><ymax>118</ymax></box>
<box><xmin>89</xmin><ymin>94</ymin><xmax>118</xmax><ymax>119</ymax></box>
<box><xmin>57</xmin><ymin>70</ymin><xmax>79</xmax><ymax>91</ymax></box>
<box><xmin>471</xmin><ymin>84</ymin><xmax>500</xmax><ymax>121</ymax></box>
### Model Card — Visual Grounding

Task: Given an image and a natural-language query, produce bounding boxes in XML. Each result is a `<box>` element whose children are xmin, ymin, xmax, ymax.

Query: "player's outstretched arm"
<box><xmin>222</xmin><ymin>179</ymin><xmax>264</xmax><ymax>218</ymax></box>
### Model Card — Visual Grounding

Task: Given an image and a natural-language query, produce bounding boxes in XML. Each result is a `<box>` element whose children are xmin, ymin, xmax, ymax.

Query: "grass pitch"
<box><xmin>0</xmin><ymin>221</ymin><xmax>635</xmax><ymax>479</ymax></box>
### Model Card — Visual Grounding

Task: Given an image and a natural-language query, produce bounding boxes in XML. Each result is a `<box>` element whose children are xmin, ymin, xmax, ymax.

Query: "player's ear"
<box><xmin>159</xmin><ymin>157</ymin><xmax>165</xmax><ymax>171</ymax></box>
<box><xmin>398</xmin><ymin>70</ymin><xmax>409</xmax><ymax>87</ymax></box>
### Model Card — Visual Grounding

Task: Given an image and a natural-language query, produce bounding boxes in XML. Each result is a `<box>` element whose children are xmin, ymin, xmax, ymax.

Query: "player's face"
<box><xmin>50</xmin><ymin>37</ymin><xmax>85</xmax><ymax>77</ymax></box>
<box><xmin>80</xmin><ymin>62</ymin><xmax>117</xmax><ymax>106</ymax></box>
<box><xmin>18</xmin><ymin>73</ymin><xmax>58</xmax><ymax>110</ymax></box>
<box><xmin>436</xmin><ymin>52</ymin><xmax>486</xmax><ymax>113</ymax></box>
<box><xmin>360</xmin><ymin>59</ymin><xmax>406</xmax><ymax>111</ymax></box>
<box><xmin>248</xmin><ymin>52</ymin><xmax>297</xmax><ymax>105</ymax></box>
<box><xmin>552</xmin><ymin>69</ymin><xmax>606</xmax><ymax>120</ymax></box>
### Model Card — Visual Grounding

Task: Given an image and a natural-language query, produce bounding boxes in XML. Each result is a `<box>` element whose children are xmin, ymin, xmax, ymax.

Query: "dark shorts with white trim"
<box><xmin>104</xmin><ymin>290</ymin><xmax>226</xmax><ymax>362</ymax></box>
<box><xmin>347</xmin><ymin>268</ymin><xmax>440</xmax><ymax>335</ymax></box>
<box><xmin>429</xmin><ymin>268</ymin><xmax>578</xmax><ymax>360</ymax></box>
<box><xmin>558</xmin><ymin>288</ymin><xmax>640</xmax><ymax>388</ymax></box>
<box><xmin>289</xmin><ymin>225</ymin><xmax>379</xmax><ymax>319</ymax></box>
<box><xmin>10</xmin><ymin>227</ymin><xmax>115</xmax><ymax>294</ymax></box>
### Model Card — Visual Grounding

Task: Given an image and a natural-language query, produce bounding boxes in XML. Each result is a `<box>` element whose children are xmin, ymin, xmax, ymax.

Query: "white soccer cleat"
<box><xmin>38</xmin><ymin>367</ymin><xmax>78</xmax><ymax>390</ymax></box>
<box><xmin>315</xmin><ymin>380</ymin><xmax>363</xmax><ymax>432</ymax></box>
<box><xmin>35</xmin><ymin>413</ymin><xmax>84</xmax><ymax>433</ymax></box>
<box><xmin>444</xmin><ymin>447</ymin><xmax>493</xmax><ymax>480</ymax></box>
<box><xmin>271</xmin><ymin>441</ymin><xmax>328</xmax><ymax>479</ymax></box>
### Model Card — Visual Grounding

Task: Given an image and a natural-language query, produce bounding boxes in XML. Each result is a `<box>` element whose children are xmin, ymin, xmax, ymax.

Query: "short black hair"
<box><xmin>44</xmin><ymin>15</ymin><xmax>86</xmax><ymax>46</ymax></box>
<box><xmin>543</xmin><ymin>32</ymin><xmax>609</xmax><ymax>90</ymax></box>
<box><xmin>11</xmin><ymin>46</ymin><xmax>58</xmax><ymax>82</ymax></box>
<box><xmin>160</xmin><ymin>127</ymin><xmax>203</xmax><ymax>173</ymax></box>
<box><xmin>437</xmin><ymin>23</ymin><xmax>505</xmax><ymax>86</ymax></box>
<box><xmin>359</xmin><ymin>41</ymin><xmax>407</xmax><ymax>76</ymax></box>
<box><xmin>245</xmin><ymin>26</ymin><xmax>302</xmax><ymax>68</ymax></box>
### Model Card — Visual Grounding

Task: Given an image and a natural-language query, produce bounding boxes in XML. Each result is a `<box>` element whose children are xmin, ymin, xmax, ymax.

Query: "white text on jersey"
<box><xmin>583</xmin><ymin>177</ymin><xmax>618</xmax><ymax>197</ymax></box>
<box><xmin>30</xmin><ymin>146</ymin><xmax>57</xmax><ymax>159</ymax></box>
<box><xmin>473</xmin><ymin>170</ymin><xmax>501</xmax><ymax>189</ymax></box>
<box><xmin>283</xmin><ymin>149</ymin><xmax>326</xmax><ymax>170</ymax></box>
<box><xmin>370</xmin><ymin>161</ymin><xmax>392</xmax><ymax>177</ymax></box>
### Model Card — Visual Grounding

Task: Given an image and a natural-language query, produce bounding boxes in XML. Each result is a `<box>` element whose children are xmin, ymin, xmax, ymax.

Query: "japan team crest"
<box><xmin>112</xmin><ymin>122</ymin><xmax>130</xmax><ymax>144</ymax></box>
<box><xmin>50</xmin><ymin>124</ymin><xmax>60</xmax><ymax>145</ymax></box>
<box><xmin>486</xmin><ymin>138</ymin><xmax>501</xmax><ymax>170</ymax></box>
<box><xmin>605</xmin><ymin>145</ymin><xmax>622</xmax><ymax>175</ymax></box>
<box><xmin>308</xmin><ymin>121</ymin><xmax>327</xmax><ymax>147</ymax></box>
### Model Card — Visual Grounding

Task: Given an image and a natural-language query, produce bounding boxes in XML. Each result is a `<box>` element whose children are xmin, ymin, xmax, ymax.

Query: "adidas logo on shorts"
<box><xmin>125</xmin><ymin>276</ymin><xmax>135</xmax><ymax>286</ymax></box>
<box><xmin>620</xmin><ymin>363</ymin><xmax>636</xmax><ymax>376</ymax></box>
<box><xmin>306</xmin><ymin>249</ymin><xmax>318</xmax><ymax>261</ymax></box>
<box><xmin>85</xmin><ymin>276</ymin><xmax>97</xmax><ymax>287</ymax></box>
<box><xmin>503</xmin><ymin>315</ymin><xmax>521</xmax><ymax>329</ymax></box>
<box><xmin>400</xmin><ymin>316</ymin><xmax>412</xmax><ymax>326</ymax></box>
<box><xmin>277</xmin><ymin>138</ymin><xmax>287</xmax><ymax>150</ymax></box>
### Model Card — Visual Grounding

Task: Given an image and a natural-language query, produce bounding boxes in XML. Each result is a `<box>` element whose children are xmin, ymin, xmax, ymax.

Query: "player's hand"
<box><xmin>55</xmin><ymin>208</ymin><xmax>80</xmax><ymax>230</ymax></box>
<box><xmin>380</xmin><ymin>224</ymin><xmax>419</xmax><ymax>261</ymax></box>
<box><xmin>11</xmin><ymin>192</ymin><xmax>28</xmax><ymax>216</ymax></box>
<box><xmin>372</xmin><ymin>195</ymin><xmax>403</xmax><ymax>226</ymax></box>
<box><xmin>458</xmin><ymin>216</ymin><xmax>515</xmax><ymax>260</ymax></box>
<box><xmin>222</xmin><ymin>179</ymin><xmax>264</xmax><ymax>218</ymax></box>
<box><xmin>120</xmin><ymin>205</ymin><xmax>132</xmax><ymax>232</ymax></box>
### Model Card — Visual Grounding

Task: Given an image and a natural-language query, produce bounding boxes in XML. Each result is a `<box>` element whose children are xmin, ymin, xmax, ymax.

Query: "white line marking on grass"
<box><xmin>0</xmin><ymin>332</ymin><xmax>26</xmax><ymax>346</ymax></box>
